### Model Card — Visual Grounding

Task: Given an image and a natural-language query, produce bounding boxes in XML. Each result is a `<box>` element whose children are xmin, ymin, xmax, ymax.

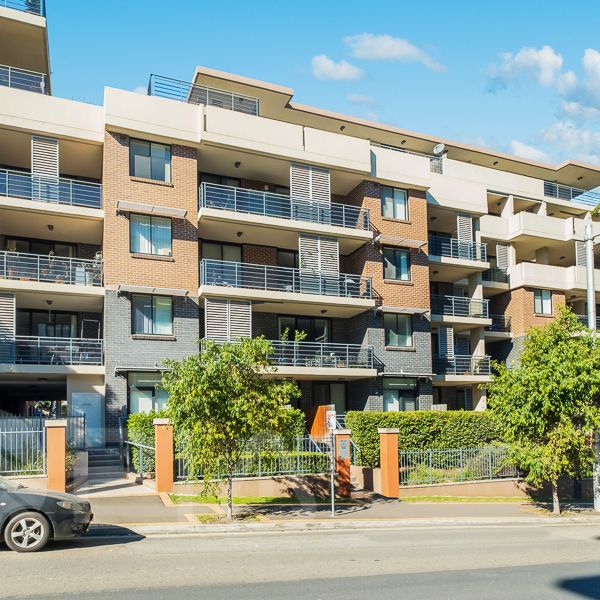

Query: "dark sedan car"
<box><xmin>0</xmin><ymin>477</ymin><xmax>93</xmax><ymax>552</ymax></box>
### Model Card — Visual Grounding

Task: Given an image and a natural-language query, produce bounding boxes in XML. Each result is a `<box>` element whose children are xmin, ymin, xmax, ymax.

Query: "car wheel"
<box><xmin>4</xmin><ymin>512</ymin><xmax>50</xmax><ymax>553</ymax></box>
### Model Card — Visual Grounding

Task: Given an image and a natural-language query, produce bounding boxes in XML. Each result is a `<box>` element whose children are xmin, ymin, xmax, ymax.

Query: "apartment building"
<box><xmin>2</xmin><ymin>1</ymin><xmax>600</xmax><ymax>445</ymax></box>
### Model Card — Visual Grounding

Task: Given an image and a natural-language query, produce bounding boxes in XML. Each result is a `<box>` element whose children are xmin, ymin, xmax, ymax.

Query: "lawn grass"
<box><xmin>196</xmin><ymin>513</ymin><xmax>258</xmax><ymax>524</ymax></box>
<box><xmin>399</xmin><ymin>495</ymin><xmax>531</xmax><ymax>503</ymax></box>
<box><xmin>171</xmin><ymin>494</ymin><xmax>332</xmax><ymax>505</ymax></box>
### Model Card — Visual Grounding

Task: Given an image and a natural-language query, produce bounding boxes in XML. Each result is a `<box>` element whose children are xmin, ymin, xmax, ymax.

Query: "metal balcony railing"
<box><xmin>0</xmin><ymin>337</ymin><xmax>103</xmax><ymax>365</ymax></box>
<box><xmin>431</xmin><ymin>295</ymin><xmax>489</xmax><ymax>318</ymax></box>
<box><xmin>1</xmin><ymin>0</ymin><xmax>44</xmax><ymax>15</ymax></box>
<box><xmin>148</xmin><ymin>74</ymin><xmax>259</xmax><ymax>116</ymax></box>
<box><xmin>200</xmin><ymin>259</ymin><xmax>372</xmax><ymax>300</ymax></box>
<box><xmin>0</xmin><ymin>65</ymin><xmax>48</xmax><ymax>94</ymax></box>
<box><xmin>268</xmin><ymin>340</ymin><xmax>373</xmax><ymax>369</ymax></box>
<box><xmin>482</xmin><ymin>267</ymin><xmax>509</xmax><ymax>283</ymax></box>
<box><xmin>487</xmin><ymin>315</ymin><xmax>511</xmax><ymax>332</ymax></box>
<box><xmin>0</xmin><ymin>169</ymin><xmax>102</xmax><ymax>209</ymax></box>
<box><xmin>433</xmin><ymin>355</ymin><xmax>491</xmax><ymax>376</ymax></box>
<box><xmin>428</xmin><ymin>236</ymin><xmax>487</xmax><ymax>262</ymax></box>
<box><xmin>0</xmin><ymin>252</ymin><xmax>102</xmax><ymax>286</ymax></box>
<box><xmin>543</xmin><ymin>181</ymin><xmax>600</xmax><ymax>207</ymax></box>
<box><xmin>576</xmin><ymin>314</ymin><xmax>600</xmax><ymax>329</ymax></box>
<box><xmin>200</xmin><ymin>182</ymin><xmax>370</xmax><ymax>230</ymax></box>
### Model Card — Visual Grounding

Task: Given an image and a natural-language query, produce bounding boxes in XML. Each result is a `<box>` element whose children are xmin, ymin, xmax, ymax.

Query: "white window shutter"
<box><xmin>299</xmin><ymin>235</ymin><xmax>320</xmax><ymax>271</ymax></box>
<box><xmin>438</xmin><ymin>326</ymin><xmax>454</xmax><ymax>357</ymax></box>
<box><xmin>31</xmin><ymin>136</ymin><xmax>59</xmax><ymax>178</ymax></box>
<box><xmin>318</xmin><ymin>237</ymin><xmax>339</xmax><ymax>273</ymax></box>
<box><xmin>496</xmin><ymin>243</ymin><xmax>510</xmax><ymax>271</ymax></box>
<box><xmin>309</xmin><ymin>166</ymin><xmax>330</xmax><ymax>203</ymax></box>
<box><xmin>228</xmin><ymin>300</ymin><xmax>252</xmax><ymax>340</ymax></box>
<box><xmin>455</xmin><ymin>336</ymin><xmax>469</xmax><ymax>355</ymax></box>
<box><xmin>456</xmin><ymin>214</ymin><xmax>473</xmax><ymax>242</ymax></box>
<box><xmin>0</xmin><ymin>292</ymin><xmax>15</xmax><ymax>337</ymax></box>
<box><xmin>204</xmin><ymin>298</ymin><xmax>229</xmax><ymax>341</ymax></box>
<box><xmin>290</xmin><ymin>163</ymin><xmax>330</xmax><ymax>203</ymax></box>
<box><xmin>576</xmin><ymin>241</ymin><xmax>587</xmax><ymax>267</ymax></box>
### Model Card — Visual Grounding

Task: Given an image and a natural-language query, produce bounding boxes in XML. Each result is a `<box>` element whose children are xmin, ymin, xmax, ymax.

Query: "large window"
<box><xmin>201</xmin><ymin>241</ymin><xmax>242</xmax><ymax>262</ymax></box>
<box><xmin>383</xmin><ymin>378</ymin><xmax>417</xmax><ymax>411</ymax></box>
<box><xmin>534</xmin><ymin>289</ymin><xmax>552</xmax><ymax>315</ymax></box>
<box><xmin>384</xmin><ymin>313</ymin><xmax>413</xmax><ymax>347</ymax></box>
<box><xmin>5</xmin><ymin>237</ymin><xmax>75</xmax><ymax>257</ymax></box>
<box><xmin>130</xmin><ymin>214</ymin><xmax>172</xmax><ymax>256</ymax></box>
<box><xmin>277</xmin><ymin>250</ymin><xmax>299</xmax><ymax>269</ymax></box>
<box><xmin>128</xmin><ymin>372</ymin><xmax>169</xmax><ymax>414</ymax></box>
<box><xmin>383</xmin><ymin>247</ymin><xmax>410</xmax><ymax>281</ymax></box>
<box><xmin>130</xmin><ymin>139</ymin><xmax>171</xmax><ymax>182</ymax></box>
<box><xmin>131</xmin><ymin>295</ymin><xmax>173</xmax><ymax>335</ymax></box>
<box><xmin>278</xmin><ymin>316</ymin><xmax>330</xmax><ymax>342</ymax></box>
<box><xmin>16</xmin><ymin>310</ymin><xmax>77</xmax><ymax>338</ymax></box>
<box><xmin>200</xmin><ymin>173</ymin><xmax>241</xmax><ymax>188</ymax></box>
<box><xmin>381</xmin><ymin>186</ymin><xmax>408</xmax><ymax>220</ymax></box>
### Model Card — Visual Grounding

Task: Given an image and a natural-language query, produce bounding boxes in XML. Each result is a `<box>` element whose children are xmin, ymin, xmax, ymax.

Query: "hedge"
<box><xmin>345</xmin><ymin>411</ymin><xmax>504</xmax><ymax>467</ymax></box>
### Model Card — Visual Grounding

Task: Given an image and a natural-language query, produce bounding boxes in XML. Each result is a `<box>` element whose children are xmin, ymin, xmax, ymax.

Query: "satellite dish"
<box><xmin>433</xmin><ymin>143</ymin><xmax>446</xmax><ymax>156</ymax></box>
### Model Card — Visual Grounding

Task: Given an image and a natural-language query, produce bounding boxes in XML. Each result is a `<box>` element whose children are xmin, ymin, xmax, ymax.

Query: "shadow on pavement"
<box><xmin>557</xmin><ymin>575</ymin><xmax>600</xmax><ymax>599</ymax></box>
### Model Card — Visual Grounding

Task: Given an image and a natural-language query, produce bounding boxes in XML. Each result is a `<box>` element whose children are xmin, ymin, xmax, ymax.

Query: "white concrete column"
<box><xmin>535</xmin><ymin>247</ymin><xmax>549</xmax><ymax>265</ymax></box>
<box><xmin>472</xmin><ymin>387</ymin><xmax>487</xmax><ymax>411</ymax></box>
<box><xmin>500</xmin><ymin>194</ymin><xmax>514</xmax><ymax>219</ymax></box>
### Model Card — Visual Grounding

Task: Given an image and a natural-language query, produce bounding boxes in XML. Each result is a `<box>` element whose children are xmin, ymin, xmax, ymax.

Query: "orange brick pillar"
<box><xmin>154</xmin><ymin>418</ymin><xmax>174</xmax><ymax>493</ymax></box>
<box><xmin>334</xmin><ymin>429</ymin><xmax>352</xmax><ymax>498</ymax></box>
<box><xmin>45</xmin><ymin>419</ymin><xmax>67</xmax><ymax>493</ymax></box>
<box><xmin>378</xmin><ymin>428</ymin><xmax>399</xmax><ymax>498</ymax></box>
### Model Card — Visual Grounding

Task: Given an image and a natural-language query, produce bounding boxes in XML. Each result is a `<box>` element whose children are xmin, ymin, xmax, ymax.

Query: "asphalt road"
<box><xmin>1</xmin><ymin>523</ymin><xmax>600</xmax><ymax>599</ymax></box>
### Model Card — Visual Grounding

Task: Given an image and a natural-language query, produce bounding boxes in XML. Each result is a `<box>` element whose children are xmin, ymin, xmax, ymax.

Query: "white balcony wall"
<box><xmin>482</xmin><ymin>212</ymin><xmax>579</xmax><ymax>242</ymax></box>
<box><xmin>508</xmin><ymin>262</ymin><xmax>600</xmax><ymax>292</ymax></box>
<box><xmin>427</xmin><ymin>173</ymin><xmax>488</xmax><ymax>214</ymax></box>
<box><xmin>303</xmin><ymin>127</ymin><xmax>370</xmax><ymax>172</ymax></box>
<box><xmin>369</xmin><ymin>145</ymin><xmax>431</xmax><ymax>188</ymax></box>
<box><xmin>104</xmin><ymin>88</ymin><xmax>201</xmax><ymax>144</ymax></box>
<box><xmin>0</xmin><ymin>87</ymin><xmax>103</xmax><ymax>142</ymax></box>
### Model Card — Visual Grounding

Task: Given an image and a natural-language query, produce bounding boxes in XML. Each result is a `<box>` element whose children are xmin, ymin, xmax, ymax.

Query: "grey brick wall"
<box><xmin>103</xmin><ymin>290</ymin><xmax>199</xmax><ymax>443</ymax></box>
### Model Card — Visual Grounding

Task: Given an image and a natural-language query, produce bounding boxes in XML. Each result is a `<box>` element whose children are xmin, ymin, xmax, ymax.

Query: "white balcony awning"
<box><xmin>379</xmin><ymin>372</ymin><xmax>434</xmax><ymax>378</ymax></box>
<box><xmin>114</xmin><ymin>284</ymin><xmax>190</xmax><ymax>296</ymax></box>
<box><xmin>114</xmin><ymin>365</ymin><xmax>171</xmax><ymax>375</ymax></box>
<box><xmin>116</xmin><ymin>200</ymin><xmax>187</xmax><ymax>219</ymax></box>
<box><xmin>374</xmin><ymin>235</ymin><xmax>427</xmax><ymax>249</ymax></box>
<box><xmin>376</xmin><ymin>306</ymin><xmax>429</xmax><ymax>315</ymax></box>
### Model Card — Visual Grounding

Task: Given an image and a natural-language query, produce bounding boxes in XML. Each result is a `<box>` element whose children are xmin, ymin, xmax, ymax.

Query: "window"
<box><xmin>278</xmin><ymin>316</ymin><xmax>330</xmax><ymax>342</ymax></box>
<box><xmin>383</xmin><ymin>247</ymin><xmax>410</xmax><ymax>281</ymax></box>
<box><xmin>128</xmin><ymin>372</ymin><xmax>169</xmax><ymax>414</ymax></box>
<box><xmin>534</xmin><ymin>289</ymin><xmax>552</xmax><ymax>315</ymax></box>
<box><xmin>277</xmin><ymin>250</ymin><xmax>299</xmax><ymax>269</ymax></box>
<box><xmin>6</xmin><ymin>237</ymin><xmax>75</xmax><ymax>257</ymax></box>
<box><xmin>16</xmin><ymin>310</ymin><xmax>77</xmax><ymax>338</ymax></box>
<box><xmin>384</xmin><ymin>313</ymin><xmax>412</xmax><ymax>347</ymax></box>
<box><xmin>199</xmin><ymin>173</ymin><xmax>241</xmax><ymax>188</ymax></box>
<box><xmin>130</xmin><ymin>139</ymin><xmax>171</xmax><ymax>182</ymax></box>
<box><xmin>383</xmin><ymin>378</ymin><xmax>417</xmax><ymax>412</ymax></box>
<box><xmin>201</xmin><ymin>241</ymin><xmax>242</xmax><ymax>262</ymax></box>
<box><xmin>130</xmin><ymin>214</ymin><xmax>172</xmax><ymax>256</ymax></box>
<box><xmin>131</xmin><ymin>295</ymin><xmax>173</xmax><ymax>335</ymax></box>
<box><xmin>381</xmin><ymin>186</ymin><xmax>408</xmax><ymax>220</ymax></box>
<box><xmin>313</xmin><ymin>382</ymin><xmax>346</xmax><ymax>414</ymax></box>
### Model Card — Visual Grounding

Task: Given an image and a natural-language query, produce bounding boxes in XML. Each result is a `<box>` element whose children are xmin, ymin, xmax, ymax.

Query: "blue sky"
<box><xmin>47</xmin><ymin>0</ymin><xmax>600</xmax><ymax>165</ymax></box>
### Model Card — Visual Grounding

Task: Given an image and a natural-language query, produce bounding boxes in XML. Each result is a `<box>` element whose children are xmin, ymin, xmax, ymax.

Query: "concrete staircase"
<box><xmin>86</xmin><ymin>448</ymin><xmax>125</xmax><ymax>480</ymax></box>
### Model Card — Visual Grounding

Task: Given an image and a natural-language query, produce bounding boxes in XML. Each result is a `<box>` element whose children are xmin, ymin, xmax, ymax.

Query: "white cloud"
<box><xmin>133</xmin><ymin>85</ymin><xmax>147</xmax><ymax>95</ymax></box>
<box><xmin>491</xmin><ymin>45</ymin><xmax>565</xmax><ymax>88</ymax></box>
<box><xmin>509</xmin><ymin>140</ymin><xmax>549</xmax><ymax>162</ymax></box>
<box><xmin>344</xmin><ymin>33</ymin><xmax>445</xmax><ymax>72</ymax></box>
<box><xmin>561</xmin><ymin>100</ymin><xmax>600</xmax><ymax>119</ymax></box>
<box><xmin>311</xmin><ymin>55</ymin><xmax>364</xmax><ymax>81</ymax></box>
<box><xmin>347</xmin><ymin>93</ymin><xmax>376</xmax><ymax>106</ymax></box>
<box><xmin>541</xmin><ymin>121</ymin><xmax>600</xmax><ymax>164</ymax></box>
<box><xmin>364</xmin><ymin>111</ymin><xmax>380</xmax><ymax>121</ymax></box>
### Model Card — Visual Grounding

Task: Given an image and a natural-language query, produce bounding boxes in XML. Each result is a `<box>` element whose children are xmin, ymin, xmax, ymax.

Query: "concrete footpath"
<box><xmin>85</xmin><ymin>493</ymin><xmax>600</xmax><ymax>538</ymax></box>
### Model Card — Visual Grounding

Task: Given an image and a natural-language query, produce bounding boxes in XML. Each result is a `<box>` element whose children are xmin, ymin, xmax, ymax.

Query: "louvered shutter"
<box><xmin>204</xmin><ymin>298</ymin><xmax>229</xmax><ymax>341</ymax></box>
<box><xmin>438</xmin><ymin>326</ymin><xmax>454</xmax><ymax>357</ymax></box>
<box><xmin>456</xmin><ymin>214</ymin><xmax>473</xmax><ymax>242</ymax></box>
<box><xmin>318</xmin><ymin>237</ymin><xmax>339</xmax><ymax>273</ymax></box>
<box><xmin>496</xmin><ymin>243</ymin><xmax>510</xmax><ymax>271</ymax></box>
<box><xmin>0</xmin><ymin>293</ymin><xmax>16</xmax><ymax>363</ymax></box>
<box><xmin>299</xmin><ymin>235</ymin><xmax>339</xmax><ymax>272</ymax></box>
<box><xmin>290</xmin><ymin>163</ymin><xmax>330</xmax><ymax>203</ymax></box>
<box><xmin>576</xmin><ymin>241</ymin><xmax>587</xmax><ymax>267</ymax></box>
<box><xmin>228</xmin><ymin>300</ymin><xmax>252</xmax><ymax>340</ymax></box>
<box><xmin>32</xmin><ymin>136</ymin><xmax>59</xmax><ymax>178</ymax></box>
<box><xmin>299</xmin><ymin>235</ymin><xmax>320</xmax><ymax>271</ymax></box>
<box><xmin>464</xmin><ymin>387</ymin><xmax>473</xmax><ymax>411</ymax></box>
<box><xmin>455</xmin><ymin>336</ymin><xmax>470</xmax><ymax>355</ymax></box>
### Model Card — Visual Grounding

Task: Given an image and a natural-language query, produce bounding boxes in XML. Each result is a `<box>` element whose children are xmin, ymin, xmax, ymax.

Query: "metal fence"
<box><xmin>576</xmin><ymin>314</ymin><xmax>600</xmax><ymax>329</ymax></box>
<box><xmin>148</xmin><ymin>74</ymin><xmax>259</xmax><ymax>115</ymax></box>
<box><xmin>487</xmin><ymin>314</ymin><xmax>511</xmax><ymax>332</ymax></box>
<box><xmin>399</xmin><ymin>446</ymin><xmax>517</xmax><ymax>485</ymax></box>
<box><xmin>0</xmin><ymin>337</ymin><xmax>103</xmax><ymax>366</ymax></box>
<box><xmin>200</xmin><ymin>182</ymin><xmax>370</xmax><ymax>230</ymax></box>
<box><xmin>176</xmin><ymin>435</ymin><xmax>330</xmax><ymax>481</ymax></box>
<box><xmin>0</xmin><ymin>169</ymin><xmax>102</xmax><ymax>209</ymax></box>
<box><xmin>433</xmin><ymin>355</ymin><xmax>491</xmax><ymax>376</ymax></box>
<box><xmin>0</xmin><ymin>251</ymin><xmax>102</xmax><ymax>286</ymax></box>
<box><xmin>1</xmin><ymin>0</ymin><xmax>44</xmax><ymax>15</ymax></box>
<box><xmin>0</xmin><ymin>425</ymin><xmax>45</xmax><ymax>476</ymax></box>
<box><xmin>429</xmin><ymin>236</ymin><xmax>488</xmax><ymax>262</ymax></box>
<box><xmin>543</xmin><ymin>180</ymin><xmax>600</xmax><ymax>207</ymax></box>
<box><xmin>200</xmin><ymin>259</ymin><xmax>372</xmax><ymax>299</ymax></box>
<box><xmin>482</xmin><ymin>267</ymin><xmax>509</xmax><ymax>283</ymax></box>
<box><xmin>0</xmin><ymin>64</ymin><xmax>48</xmax><ymax>94</ymax></box>
<box><xmin>269</xmin><ymin>340</ymin><xmax>373</xmax><ymax>369</ymax></box>
<box><xmin>431</xmin><ymin>295</ymin><xmax>489</xmax><ymax>318</ymax></box>
<box><xmin>0</xmin><ymin>416</ymin><xmax>86</xmax><ymax>450</ymax></box>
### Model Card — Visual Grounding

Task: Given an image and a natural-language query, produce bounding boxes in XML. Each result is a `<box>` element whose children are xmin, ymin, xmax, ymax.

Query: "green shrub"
<box><xmin>345</xmin><ymin>411</ymin><xmax>504</xmax><ymax>467</ymax></box>
<box><xmin>281</xmin><ymin>407</ymin><xmax>306</xmax><ymax>440</ymax></box>
<box><xmin>127</xmin><ymin>409</ymin><xmax>168</xmax><ymax>473</ymax></box>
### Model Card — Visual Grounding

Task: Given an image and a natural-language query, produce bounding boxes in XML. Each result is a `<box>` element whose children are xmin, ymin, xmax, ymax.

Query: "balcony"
<box><xmin>199</xmin><ymin>259</ymin><xmax>375</xmax><ymax>318</ymax></box>
<box><xmin>429</xmin><ymin>236</ymin><xmax>489</xmax><ymax>282</ymax></box>
<box><xmin>433</xmin><ymin>354</ymin><xmax>492</xmax><ymax>383</ymax></box>
<box><xmin>0</xmin><ymin>64</ymin><xmax>47</xmax><ymax>94</ymax></box>
<box><xmin>148</xmin><ymin>74</ymin><xmax>259</xmax><ymax>115</ymax></box>
<box><xmin>482</xmin><ymin>267</ymin><xmax>509</xmax><ymax>284</ymax></box>
<box><xmin>1</xmin><ymin>0</ymin><xmax>44</xmax><ymax>14</ymax></box>
<box><xmin>0</xmin><ymin>337</ymin><xmax>103</xmax><ymax>369</ymax></box>
<box><xmin>0</xmin><ymin>169</ymin><xmax>102</xmax><ymax>209</ymax></box>
<box><xmin>486</xmin><ymin>315</ymin><xmax>511</xmax><ymax>332</ymax></box>
<box><xmin>543</xmin><ymin>181</ymin><xmax>600</xmax><ymax>208</ymax></box>
<box><xmin>0</xmin><ymin>252</ymin><xmax>102</xmax><ymax>290</ymax></box>
<box><xmin>575</xmin><ymin>314</ymin><xmax>600</xmax><ymax>329</ymax></box>
<box><xmin>431</xmin><ymin>295</ymin><xmax>491</xmax><ymax>330</ymax></box>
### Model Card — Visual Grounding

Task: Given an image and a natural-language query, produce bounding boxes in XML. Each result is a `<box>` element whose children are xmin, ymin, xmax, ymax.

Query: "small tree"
<box><xmin>487</xmin><ymin>307</ymin><xmax>600</xmax><ymax>514</ymax></box>
<box><xmin>162</xmin><ymin>337</ymin><xmax>300</xmax><ymax>519</ymax></box>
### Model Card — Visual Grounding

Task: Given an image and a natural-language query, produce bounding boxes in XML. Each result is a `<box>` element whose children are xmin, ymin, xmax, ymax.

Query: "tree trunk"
<box><xmin>227</xmin><ymin>474</ymin><xmax>233</xmax><ymax>520</ymax></box>
<box><xmin>551</xmin><ymin>479</ymin><xmax>561</xmax><ymax>515</ymax></box>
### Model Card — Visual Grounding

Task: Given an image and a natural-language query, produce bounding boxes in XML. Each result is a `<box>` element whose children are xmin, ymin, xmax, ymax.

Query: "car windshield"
<box><xmin>0</xmin><ymin>477</ymin><xmax>23</xmax><ymax>491</ymax></box>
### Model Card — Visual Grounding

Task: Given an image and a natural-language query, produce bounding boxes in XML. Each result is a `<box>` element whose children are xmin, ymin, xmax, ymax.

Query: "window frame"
<box><xmin>382</xmin><ymin>246</ymin><xmax>411</xmax><ymax>281</ymax></box>
<box><xmin>380</xmin><ymin>186</ymin><xmax>408</xmax><ymax>220</ymax></box>
<box><xmin>127</xmin><ymin>372</ymin><xmax>169</xmax><ymax>414</ymax></box>
<box><xmin>129</xmin><ymin>213</ymin><xmax>173</xmax><ymax>257</ymax></box>
<box><xmin>129</xmin><ymin>138</ymin><xmax>172</xmax><ymax>182</ymax></box>
<box><xmin>533</xmin><ymin>288</ymin><xmax>552</xmax><ymax>316</ymax></box>
<box><xmin>130</xmin><ymin>294</ymin><xmax>174</xmax><ymax>336</ymax></box>
<box><xmin>277</xmin><ymin>315</ymin><xmax>331</xmax><ymax>343</ymax></box>
<box><xmin>200</xmin><ymin>240</ymin><xmax>242</xmax><ymax>262</ymax></box>
<box><xmin>383</xmin><ymin>313</ymin><xmax>413</xmax><ymax>348</ymax></box>
<box><xmin>383</xmin><ymin>377</ymin><xmax>417</xmax><ymax>412</ymax></box>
